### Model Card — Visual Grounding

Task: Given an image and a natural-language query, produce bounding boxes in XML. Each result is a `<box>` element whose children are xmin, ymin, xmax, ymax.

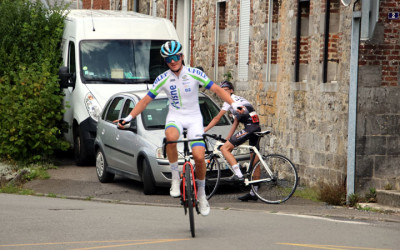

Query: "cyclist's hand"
<box><xmin>232</xmin><ymin>102</ymin><xmax>244</xmax><ymax>112</ymax></box>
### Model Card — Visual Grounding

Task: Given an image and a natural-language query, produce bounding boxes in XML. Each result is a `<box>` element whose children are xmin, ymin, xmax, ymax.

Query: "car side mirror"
<box><xmin>129</xmin><ymin>119</ymin><xmax>137</xmax><ymax>133</ymax></box>
<box><xmin>58</xmin><ymin>66</ymin><xmax>75</xmax><ymax>88</ymax></box>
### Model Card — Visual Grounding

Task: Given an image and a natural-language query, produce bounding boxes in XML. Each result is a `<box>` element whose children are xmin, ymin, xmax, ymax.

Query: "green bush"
<box><xmin>0</xmin><ymin>0</ymin><xmax>70</xmax><ymax>162</ymax></box>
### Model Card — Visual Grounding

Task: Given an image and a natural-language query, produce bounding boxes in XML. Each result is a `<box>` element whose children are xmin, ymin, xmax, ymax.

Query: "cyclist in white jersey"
<box><xmin>205</xmin><ymin>81</ymin><xmax>261</xmax><ymax>201</ymax></box>
<box><xmin>118</xmin><ymin>41</ymin><xmax>239</xmax><ymax>215</ymax></box>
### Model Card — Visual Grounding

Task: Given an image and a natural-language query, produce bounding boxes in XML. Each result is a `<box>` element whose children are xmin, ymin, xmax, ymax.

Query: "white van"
<box><xmin>58</xmin><ymin>10</ymin><xmax>179</xmax><ymax>165</ymax></box>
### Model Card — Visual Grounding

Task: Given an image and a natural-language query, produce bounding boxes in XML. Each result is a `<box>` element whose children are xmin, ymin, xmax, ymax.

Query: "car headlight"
<box><xmin>156</xmin><ymin>147</ymin><xmax>165</xmax><ymax>159</ymax></box>
<box><xmin>156</xmin><ymin>147</ymin><xmax>185</xmax><ymax>159</ymax></box>
<box><xmin>84</xmin><ymin>92</ymin><xmax>101</xmax><ymax>122</ymax></box>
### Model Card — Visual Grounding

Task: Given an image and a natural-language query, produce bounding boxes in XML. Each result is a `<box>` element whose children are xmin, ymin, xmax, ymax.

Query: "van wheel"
<box><xmin>142</xmin><ymin>158</ymin><xmax>156</xmax><ymax>195</ymax></box>
<box><xmin>96</xmin><ymin>149</ymin><xmax>114</xmax><ymax>183</ymax></box>
<box><xmin>74</xmin><ymin>127</ymin><xmax>90</xmax><ymax>166</ymax></box>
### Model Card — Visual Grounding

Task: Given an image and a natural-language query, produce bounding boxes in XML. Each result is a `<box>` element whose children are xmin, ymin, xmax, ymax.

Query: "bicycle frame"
<box><xmin>206</xmin><ymin>134</ymin><xmax>275</xmax><ymax>186</ymax></box>
<box><xmin>162</xmin><ymin>134</ymin><xmax>202</xmax><ymax>209</ymax></box>
<box><xmin>181</xmin><ymin>160</ymin><xmax>198</xmax><ymax>207</ymax></box>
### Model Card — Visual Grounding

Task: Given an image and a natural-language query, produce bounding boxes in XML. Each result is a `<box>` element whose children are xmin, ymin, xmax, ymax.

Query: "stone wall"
<box><xmin>356</xmin><ymin>0</ymin><xmax>400</xmax><ymax>191</ymax></box>
<box><xmin>79</xmin><ymin>0</ymin><xmax>399</xmax><ymax>193</ymax></box>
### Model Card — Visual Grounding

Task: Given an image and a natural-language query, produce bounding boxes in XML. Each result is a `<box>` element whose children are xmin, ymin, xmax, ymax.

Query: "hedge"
<box><xmin>0</xmin><ymin>0</ymin><xmax>70</xmax><ymax>162</ymax></box>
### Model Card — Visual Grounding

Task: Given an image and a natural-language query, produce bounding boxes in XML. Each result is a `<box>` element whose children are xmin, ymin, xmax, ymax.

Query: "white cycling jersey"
<box><xmin>148</xmin><ymin>66</ymin><xmax>214</xmax><ymax>116</ymax></box>
<box><xmin>147</xmin><ymin>66</ymin><xmax>214</xmax><ymax>144</ymax></box>
<box><xmin>221</xmin><ymin>94</ymin><xmax>251</xmax><ymax>114</ymax></box>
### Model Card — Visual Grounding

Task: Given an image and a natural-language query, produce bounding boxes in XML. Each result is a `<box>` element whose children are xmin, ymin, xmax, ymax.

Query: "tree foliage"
<box><xmin>0</xmin><ymin>0</ymin><xmax>70</xmax><ymax>162</ymax></box>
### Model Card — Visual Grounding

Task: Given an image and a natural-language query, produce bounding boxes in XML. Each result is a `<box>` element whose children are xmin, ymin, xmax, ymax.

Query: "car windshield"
<box><xmin>141</xmin><ymin>97</ymin><xmax>230</xmax><ymax>130</ymax></box>
<box><xmin>80</xmin><ymin>40</ymin><xmax>168</xmax><ymax>83</ymax></box>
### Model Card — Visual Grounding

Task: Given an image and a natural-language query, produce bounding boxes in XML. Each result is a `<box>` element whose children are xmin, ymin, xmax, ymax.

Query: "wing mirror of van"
<box><xmin>58</xmin><ymin>66</ymin><xmax>76</xmax><ymax>88</ymax></box>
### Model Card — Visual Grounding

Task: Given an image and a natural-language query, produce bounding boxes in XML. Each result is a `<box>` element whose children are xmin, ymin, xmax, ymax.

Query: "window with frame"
<box><xmin>105</xmin><ymin>97</ymin><xmax>125</xmax><ymax>122</ymax></box>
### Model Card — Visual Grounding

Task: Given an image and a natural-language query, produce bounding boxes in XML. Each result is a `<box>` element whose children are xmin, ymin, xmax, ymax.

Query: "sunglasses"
<box><xmin>165</xmin><ymin>54</ymin><xmax>181</xmax><ymax>63</ymax></box>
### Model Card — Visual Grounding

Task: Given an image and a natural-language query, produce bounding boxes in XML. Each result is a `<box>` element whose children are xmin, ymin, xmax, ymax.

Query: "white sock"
<box><xmin>232</xmin><ymin>164</ymin><xmax>243</xmax><ymax>178</ymax></box>
<box><xmin>196</xmin><ymin>179</ymin><xmax>205</xmax><ymax>198</ymax></box>
<box><xmin>250</xmin><ymin>186</ymin><xmax>258</xmax><ymax>196</ymax></box>
<box><xmin>170</xmin><ymin>161</ymin><xmax>180</xmax><ymax>180</ymax></box>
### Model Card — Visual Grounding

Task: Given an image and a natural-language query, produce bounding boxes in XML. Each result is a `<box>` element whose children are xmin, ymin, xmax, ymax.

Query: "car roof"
<box><xmin>113</xmin><ymin>90</ymin><xmax>207</xmax><ymax>100</ymax></box>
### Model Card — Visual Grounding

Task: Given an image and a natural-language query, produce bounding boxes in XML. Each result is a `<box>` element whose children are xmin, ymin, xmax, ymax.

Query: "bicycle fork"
<box><xmin>181</xmin><ymin>162</ymin><xmax>199</xmax><ymax>215</ymax></box>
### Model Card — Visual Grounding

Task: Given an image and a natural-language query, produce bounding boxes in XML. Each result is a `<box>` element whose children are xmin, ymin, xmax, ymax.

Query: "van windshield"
<box><xmin>80</xmin><ymin>40</ymin><xmax>168</xmax><ymax>83</ymax></box>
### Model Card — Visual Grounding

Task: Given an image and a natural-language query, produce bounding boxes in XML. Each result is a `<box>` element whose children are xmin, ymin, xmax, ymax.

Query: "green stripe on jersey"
<box><xmin>187</xmin><ymin>73</ymin><xmax>211</xmax><ymax>88</ymax></box>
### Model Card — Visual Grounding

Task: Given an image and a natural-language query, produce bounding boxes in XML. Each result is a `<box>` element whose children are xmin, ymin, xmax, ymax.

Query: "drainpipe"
<box><xmin>266</xmin><ymin>0</ymin><xmax>273</xmax><ymax>82</ymax></box>
<box><xmin>346</xmin><ymin>2</ymin><xmax>361</xmax><ymax>204</ymax></box>
<box><xmin>322</xmin><ymin>0</ymin><xmax>330</xmax><ymax>83</ymax></box>
<box><xmin>294</xmin><ymin>0</ymin><xmax>302</xmax><ymax>82</ymax></box>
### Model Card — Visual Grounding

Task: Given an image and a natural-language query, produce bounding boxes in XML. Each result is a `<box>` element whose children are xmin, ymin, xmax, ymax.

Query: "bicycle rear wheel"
<box><xmin>184</xmin><ymin>164</ymin><xmax>195</xmax><ymax>237</ymax></box>
<box><xmin>250</xmin><ymin>154</ymin><xmax>298</xmax><ymax>204</ymax></box>
<box><xmin>205</xmin><ymin>155</ymin><xmax>221</xmax><ymax>200</ymax></box>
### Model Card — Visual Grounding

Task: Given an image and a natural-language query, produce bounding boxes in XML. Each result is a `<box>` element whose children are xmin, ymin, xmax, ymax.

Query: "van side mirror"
<box><xmin>58</xmin><ymin>66</ymin><xmax>75</xmax><ymax>88</ymax></box>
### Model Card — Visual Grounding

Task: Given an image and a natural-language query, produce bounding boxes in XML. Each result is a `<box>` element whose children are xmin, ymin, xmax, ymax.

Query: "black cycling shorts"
<box><xmin>229</xmin><ymin>124</ymin><xmax>261</xmax><ymax>149</ymax></box>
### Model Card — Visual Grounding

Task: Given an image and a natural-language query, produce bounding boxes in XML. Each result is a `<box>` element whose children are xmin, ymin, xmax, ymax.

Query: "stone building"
<box><xmin>81</xmin><ymin>0</ymin><xmax>399</xmax><ymax>194</ymax></box>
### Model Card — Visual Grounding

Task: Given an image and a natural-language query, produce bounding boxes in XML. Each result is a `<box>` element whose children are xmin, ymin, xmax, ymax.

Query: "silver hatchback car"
<box><xmin>94</xmin><ymin>90</ymin><xmax>248</xmax><ymax>195</ymax></box>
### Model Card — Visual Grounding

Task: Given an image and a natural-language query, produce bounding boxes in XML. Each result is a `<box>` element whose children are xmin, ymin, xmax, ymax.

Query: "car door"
<box><xmin>100</xmin><ymin>96</ymin><xmax>125</xmax><ymax>169</ymax></box>
<box><xmin>112</xmin><ymin>98</ymin><xmax>141</xmax><ymax>178</ymax></box>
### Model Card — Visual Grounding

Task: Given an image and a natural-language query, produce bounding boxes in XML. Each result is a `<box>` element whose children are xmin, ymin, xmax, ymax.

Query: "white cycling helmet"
<box><xmin>160</xmin><ymin>40</ymin><xmax>183</xmax><ymax>58</ymax></box>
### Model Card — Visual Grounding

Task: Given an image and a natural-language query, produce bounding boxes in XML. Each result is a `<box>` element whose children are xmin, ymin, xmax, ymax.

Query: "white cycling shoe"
<box><xmin>198</xmin><ymin>196</ymin><xmax>210</xmax><ymax>216</ymax></box>
<box><xmin>170</xmin><ymin>179</ymin><xmax>181</xmax><ymax>197</ymax></box>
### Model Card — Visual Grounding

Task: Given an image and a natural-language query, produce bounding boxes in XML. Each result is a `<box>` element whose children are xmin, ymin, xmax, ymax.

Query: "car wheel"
<box><xmin>74</xmin><ymin>127</ymin><xmax>91</xmax><ymax>166</ymax></box>
<box><xmin>142</xmin><ymin>158</ymin><xmax>156</xmax><ymax>195</ymax></box>
<box><xmin>96</xmin><ymin>149</ymin><xmax>114</xmax><ymax>183</ymax></box>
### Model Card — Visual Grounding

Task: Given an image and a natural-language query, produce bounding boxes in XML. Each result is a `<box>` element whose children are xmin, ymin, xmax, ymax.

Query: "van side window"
<box><xmin>105</xmin><ymin>97</ymin><xmax>124</xmax><ymax>122</ymax></box>
<box><xmin>68</xmin><ymin>42</ymin><xmax>76</xmax><ymax>74</ymax></box>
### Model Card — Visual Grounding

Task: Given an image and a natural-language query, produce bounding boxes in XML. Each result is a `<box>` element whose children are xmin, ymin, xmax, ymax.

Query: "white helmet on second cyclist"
<box><xmin>160</xmin><ymin>40</ymin><xmax>183</xmax><ymax>58</ymax></box>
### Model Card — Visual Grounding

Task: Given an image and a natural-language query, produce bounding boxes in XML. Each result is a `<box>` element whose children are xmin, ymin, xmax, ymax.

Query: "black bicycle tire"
<box><xmin>185</xmin><ymin>163</ymin><xmax>195</xmax><ymax>237</ymax></box>
<box><xmin>205</xmin><ymin>155</ymin><xmax>221</xmax><ymax>200</ymax></box>
<box><xmin>251</xmin><ymin>154</ymin><xmax>298</xmax><ymax>204</ymax></box>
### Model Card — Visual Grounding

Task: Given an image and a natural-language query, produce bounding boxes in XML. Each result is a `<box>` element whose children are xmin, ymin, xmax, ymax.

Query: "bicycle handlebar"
<box><xmin>202</xmin><ymin>133</ymin><xmax>227</xmax><ymax>143</ymax></box>
<box><xmin>162</xmin><ymin>137</ymin><xmax>204</xmax><ymax>159</ymax></box>
<box><xmin>162</xmin><ymin>134</ymin><xmax>227</xmax><ymax>159</ymax></box>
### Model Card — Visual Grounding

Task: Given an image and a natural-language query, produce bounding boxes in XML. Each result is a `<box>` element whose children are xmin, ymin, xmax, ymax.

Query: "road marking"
<box><xmin>0</xmin><ymin>239</ymin><xmax>189</xmax><ymax>249</ymax></box>
<box><xmin>275</xmin><ymin>213</ymin><xmax>371</xmax><ymax>225</ymax></box>
<box><xmin>277</xmin><ymin>243</ymin><xmax>393</xmax><ymax>250</ymax></box>
<box><xmin>71</xmin><ymin>239</ymin><xmax>190</xmax><ymax>250</ymax></box>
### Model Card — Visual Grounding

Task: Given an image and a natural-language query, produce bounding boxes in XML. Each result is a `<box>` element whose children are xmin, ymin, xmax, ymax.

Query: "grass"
<box><xmin>0</xmin><ymin>161</ymin><xmax>57</xmax><ymax>195</ymax></box>
<box><xmin>293</xmin><ymin>186</ymin><xmax>320</xmax><ymax>202</ymax></box>
<box><xmin>0</xmin><ymin>184</ymin><xmax>35</xmax><ymax>195</ymax></box>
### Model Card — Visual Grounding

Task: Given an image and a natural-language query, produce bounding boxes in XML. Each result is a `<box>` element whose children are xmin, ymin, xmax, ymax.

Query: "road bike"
<box><xmin>203</xmin><ymin>130</ymin><xmax>298</xmax><ymax>204</ymax></box>
<box><xmin>162</xmin><ymin>129</ymin><xmax>200</xmax><ymax>238</ymax></box>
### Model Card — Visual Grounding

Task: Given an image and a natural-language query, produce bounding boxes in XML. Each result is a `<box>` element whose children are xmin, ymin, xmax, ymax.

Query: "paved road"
<box><xmin>23</xmin><ymin>158</ymin><xmax>400</xmax><ymax>224</ymax></box>
<box><xmin>1</xmin><ymin>193</ymin><xmax>399</xmax><ymax>250</ymax></box>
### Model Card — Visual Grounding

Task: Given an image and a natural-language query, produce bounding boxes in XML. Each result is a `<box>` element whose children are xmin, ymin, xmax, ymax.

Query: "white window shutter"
<box><xmin>238</xmin><ymin>0</ymin><xmax>250</xmax><ymax>81</ymax></box>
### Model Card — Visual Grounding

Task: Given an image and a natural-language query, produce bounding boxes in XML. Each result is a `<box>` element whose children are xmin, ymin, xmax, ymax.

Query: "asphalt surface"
<box><xmin>22</xmin><ymin>155</ymin><xmax>400</xmax><ymax>224</ymax></box>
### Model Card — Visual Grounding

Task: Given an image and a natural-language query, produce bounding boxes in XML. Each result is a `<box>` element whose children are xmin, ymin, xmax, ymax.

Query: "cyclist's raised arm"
<box><xmin>210</xmin><ymin>83</ymin><xmax>234</xmax><ymax>105</ymax></box>
<box><xmin>226</xmin><ymin>117</ymin><xmax>239</xmax><ymax>141</ymax></box>
<box><xmin>204</xmin><ymin>109</ymin><xmax>226</xmax><ymax>132</ymax></box>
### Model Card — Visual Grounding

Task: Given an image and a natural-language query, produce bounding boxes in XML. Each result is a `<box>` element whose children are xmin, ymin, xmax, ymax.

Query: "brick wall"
<box><xmin>82</xmin><ymin>0</ymin><xmax>110</xmax><ymax>9</ymax></box>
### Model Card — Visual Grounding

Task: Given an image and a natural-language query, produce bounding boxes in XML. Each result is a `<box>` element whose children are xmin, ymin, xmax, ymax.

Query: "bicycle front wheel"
<box><xmin>205</xmin><ymin>155</ymin><xmax>221</xmax><ymax>200</ymax></box>
<box><xmin>250</xmin><ymin>154</ymin><xmax>298</xmax><ymax>204</ymax></box>
<box><xmin>184</xmin><ymin>164</ymin><xmax>195</xmax><ymax>237</ymax></box>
